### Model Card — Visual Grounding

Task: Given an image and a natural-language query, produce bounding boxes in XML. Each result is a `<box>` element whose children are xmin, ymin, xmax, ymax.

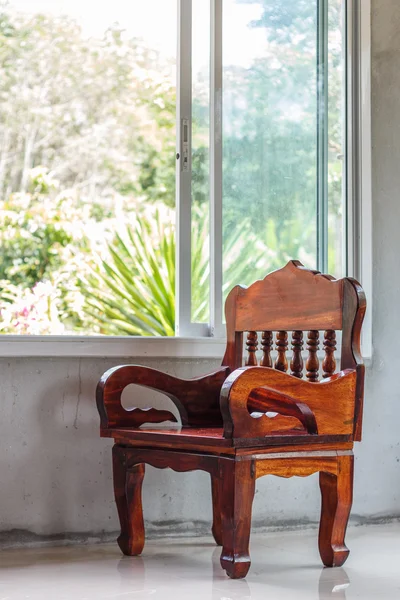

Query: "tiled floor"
<box><xmin>1</xmin><ymin>523</ymin><xmax>400</xmax><ymax>599</ymax></box>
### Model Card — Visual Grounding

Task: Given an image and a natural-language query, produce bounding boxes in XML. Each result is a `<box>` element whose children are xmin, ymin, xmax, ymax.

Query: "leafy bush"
<box><xmin>0</xmin><ymin>281</ymin><xmax>65</xmax><ymax>335</ymax></box>
<box><xmin>79</xmin><ymin>204</ymin><xmax>268</xmax><ymax>336</ymax></box>
<box><xmin>0</xmin><ymin>168</ymin><xmax>75</xmax><ymax>288</ymax></box>
<box><xmin>0</xmin><ymin>167</ymin><xmax>316</xmax><ymax>336</ymax></box>
<box><xmin>80</xmin><ymin>207</ymin><xmax>176</xmax><ymax>336</ymax></box>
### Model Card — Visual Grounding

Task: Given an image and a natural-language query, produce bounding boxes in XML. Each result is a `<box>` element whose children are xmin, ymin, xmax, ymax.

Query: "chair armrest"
<box><xmin>97</xmin><ymin>365</ymin><xmax>230</xmax><ymax>429</ymax></box>
<box><xmin>220</xmin><ymin>366</ymin><xmax>357</xmax><ymax>439</ymax></box>
<box><xmin>248</xmin><ymin>386</ymin><xmax>318</xmax><ymax>435</ymax></box>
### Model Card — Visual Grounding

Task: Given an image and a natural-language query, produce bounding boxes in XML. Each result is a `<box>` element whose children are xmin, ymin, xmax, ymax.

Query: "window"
<box><xmin>177</xmin><ymin>0</ymin><xmax>370</xmax><ymax>339</ymax></box>
<box><xmin>0</xmin><ymin>1</ymin><xmax>371</xmax><ymax>351</ymax></box>
<box><xmin>0</xmin><ymin>0</ymin><xmax>177</xmax><ymax>336</ymax></box>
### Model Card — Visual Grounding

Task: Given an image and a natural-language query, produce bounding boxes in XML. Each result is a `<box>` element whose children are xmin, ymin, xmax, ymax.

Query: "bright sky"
<box><xmin>8</xmin><ymin>0</ymin><xmax>266</xmax><ymax>68</ymax></box>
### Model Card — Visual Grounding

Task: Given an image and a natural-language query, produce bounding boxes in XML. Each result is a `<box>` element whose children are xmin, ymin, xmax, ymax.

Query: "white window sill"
<box><xmin>0</xmin><ymin>335</ymin><xmax>227</xmax><ymax>358</ymax></box>
<box><xmin>0</xmin><ymin>335</ymin><xmax>372</xmax><ymax>365</ymax></box>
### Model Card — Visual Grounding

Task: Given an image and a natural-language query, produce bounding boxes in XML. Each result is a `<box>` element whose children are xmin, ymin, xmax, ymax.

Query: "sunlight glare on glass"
<box><xmin>8</xmin><ymin>0</ymin><xmax>177</xmax><ymax>56</ymax></box>
<box><xmin>10</xmin><ymin>0</ymin><xmax>267</xmax><ymax>68</ymax></box>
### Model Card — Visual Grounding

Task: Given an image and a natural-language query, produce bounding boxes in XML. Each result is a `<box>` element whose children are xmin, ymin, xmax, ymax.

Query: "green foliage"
<box><xmin>0</xmin><ymin>280</ymin><xmax>66</xmax><ymax>334</ymax></box>
<box><xmin>80</xmin><ymin>208</ymin><xmax>176</xmax><ymax>336</ymax></box>
<box><xmin>0</xmin><ymin>2</ymin><xmax>345</xmax><ymax>335</ymax></box>
<box><xmin>0</xmin><ymin>6</ymin><xmax>176</xmax><ymax>206</ymax></box>
<box><xmin>238</xmin><ymin>0</ymin><xmax>316</xmax><ymax>47</ymax></box>
<box><xmin>220</xmin><ymin>0</ymin><xmax>343</xmax><ymax>274</ymax></box>
<box><xmin>0</xmin><ymin>168</ymin><xmax>75</xmax><ymax>288</ymax></box>
<box><xmin>0</xmin><ymin>6</ymin><xmax>178</xmax><ymax>334</ymax></box>
<box><xmin>79</xmin><ymin>204</ymin><xmax>269</xmax><ymax>336</ymax></box>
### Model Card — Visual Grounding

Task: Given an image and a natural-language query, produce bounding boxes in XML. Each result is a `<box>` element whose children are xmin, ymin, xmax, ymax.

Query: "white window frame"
<box><xmin>347</xmin><ymin>0</ymin><xmax>372</xmax><ymax>358</ymax></box>
<box><xmin>0</xmin><ymin>0</ymin><xmax>372</xmax><ymax>359</ymax></box>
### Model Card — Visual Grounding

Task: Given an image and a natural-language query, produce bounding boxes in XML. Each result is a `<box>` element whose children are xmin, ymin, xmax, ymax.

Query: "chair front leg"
<box><xmin>112</xmin><ymin>445</ymin><xmax>145</xmax><ymax>556</ymax></box>
<box><xmin>219</xmin><ymin>458</ymin><xmax>256</xmax><ymax>579</ymax></box>
<box><xmin>318</xmin><ymin>454</ymin><xmax>354</xmax><ymax>567</ymax></box>
<box><xmin>210</xmin><ymin>474</ymin><xmax>223</xmax><ymax>546</ymax></box>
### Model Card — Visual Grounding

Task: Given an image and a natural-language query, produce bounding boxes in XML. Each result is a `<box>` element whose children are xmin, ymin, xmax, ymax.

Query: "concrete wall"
<box><xmin>1</xmin><ymin>0</ymin><xmax>400</xmax><ymax>546</ymax></box>
<box><xmin>0</xmin><ymin>357</ymin><xmax>226</xmax><ymax>545</ymax></box>
<box><xmin>0</xmin><ymin>355</ymin><xmax>333</xmax><ymax>546</ymax></box>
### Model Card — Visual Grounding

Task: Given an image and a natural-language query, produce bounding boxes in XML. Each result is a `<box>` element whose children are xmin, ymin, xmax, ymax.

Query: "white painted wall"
<box><xmin>1</xmin><ymin>0</ymin><xmax>400</xmax><ymax>546</ymax></box>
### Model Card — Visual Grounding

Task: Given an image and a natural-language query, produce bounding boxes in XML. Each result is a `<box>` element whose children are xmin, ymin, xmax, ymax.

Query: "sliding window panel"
<box><xmin>1</xmin><ymin>0</ymin><xmax>178</xmax><ymax>336</ymax></box>
<box><xmin>222</xmin><ymin>0</ymin><xmax>318</xmax><ymax>301</ymax></box>
<box><xmin>176</xmin><ymin>0</ymin><xmax>211</xmax><ymax>334</ymax></box>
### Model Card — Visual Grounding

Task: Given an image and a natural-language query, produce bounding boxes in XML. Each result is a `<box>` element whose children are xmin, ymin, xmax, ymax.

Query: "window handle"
<box><xmin>181</xmin><ymin>117</ymin><xmax>190</xmax><ymax>172</ymax></box>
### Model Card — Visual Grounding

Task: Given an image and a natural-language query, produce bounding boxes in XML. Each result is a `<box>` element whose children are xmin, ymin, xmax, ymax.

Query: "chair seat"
<box><xmin>101</xmin><ymin>425</ymin><xmax>351</xmax><ymax>452</ymax></box>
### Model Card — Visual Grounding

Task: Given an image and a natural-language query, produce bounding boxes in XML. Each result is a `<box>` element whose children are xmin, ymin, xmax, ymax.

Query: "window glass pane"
<box><xmin>327</xmin><ymin>0</ymin><xmax>346</xmax><ymax>277</ymax></box>
<box><xmin>0</xmin><ymin>1</ymin><xmax>177</xmax><ymax>335</ymax></box>
<box><xmin>222</xmin><ymin>0</ymin><xmax>318</xmax><ymax>299</ymax></box>
<box><xmin>191</xmin><ymin>0</ymin><xmax>210</xmax><ymax>323</ymax></box>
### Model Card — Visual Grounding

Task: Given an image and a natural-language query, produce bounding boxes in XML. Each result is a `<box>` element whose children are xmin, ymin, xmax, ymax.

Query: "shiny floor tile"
<box><xmin>1</xmin><ymin>524</ymin><xmax>400</xmax><ymax>599</ymax></box>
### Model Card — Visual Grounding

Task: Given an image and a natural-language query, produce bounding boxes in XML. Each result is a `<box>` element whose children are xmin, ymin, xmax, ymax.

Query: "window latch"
<box><xmin>181</xmin><ymin>117</ymin><xmax>190</xmax><ymax>172</ymax></box>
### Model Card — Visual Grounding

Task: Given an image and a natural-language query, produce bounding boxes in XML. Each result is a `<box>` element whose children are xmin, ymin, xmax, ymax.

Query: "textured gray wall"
<box><xmin>1</xmin><ymin>1</ymin><xmax>400</xmax><ymax>547</ymax></box>
<box><xmin>0</xmin><ymin>356</ymin><xmax>327</xmax><ymax>546</ymax></box>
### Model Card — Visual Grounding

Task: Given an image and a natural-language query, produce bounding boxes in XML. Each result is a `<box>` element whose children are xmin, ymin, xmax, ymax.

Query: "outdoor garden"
<box><xmin>0</xmin><ymin>1</ymin><xmax>343</xmax><ymax>335</ymax></box>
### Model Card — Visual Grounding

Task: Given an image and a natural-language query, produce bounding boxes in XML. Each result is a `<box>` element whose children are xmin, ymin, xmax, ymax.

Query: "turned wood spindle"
<box><xmin>274</xmin><ymin>331</ymin><xmax>288</xmax><ymax>372</ymax></box>
<box><xmin>306</xmin><ymin>330</ymin><xmax>320</xmax><ymax>382</ymax></box>
<box><xmin>290</xmin><ymin>331</ymin><xmax>304</xmax><ymax>378</ymax></box>
<box><xmin>260</xmin><ymin>331</ymin><xmax>273</xmax><ymax>367</ymax></box>
<box><xmin>322</xmin><ymin>330</ymin><xmax>337</xmax><ymax>378</ymax></box>
<box><xmin>245</xmin><ymin>331</ymin><xmax>258</xmax><ymax>366</ymax></box>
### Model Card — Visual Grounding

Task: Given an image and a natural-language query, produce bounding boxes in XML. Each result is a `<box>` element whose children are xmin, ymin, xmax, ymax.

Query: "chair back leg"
<box><xmin>318</xmin><ymin>453</ymin><xmax>354</xmax><ymax>567</ymax></box>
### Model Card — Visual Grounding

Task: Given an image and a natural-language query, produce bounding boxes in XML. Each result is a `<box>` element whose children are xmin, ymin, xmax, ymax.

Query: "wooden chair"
<box><xmin>96</xmin><ymin>260</ymin><xmax>366</xmax><ymax>579</ymax></box>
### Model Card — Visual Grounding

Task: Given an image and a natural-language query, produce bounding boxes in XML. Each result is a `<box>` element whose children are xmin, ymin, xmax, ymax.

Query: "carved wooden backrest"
<box><xmin>222</xmin><ymin>261</ymin><xmax>366</xmax><ymax>440</ymax></box>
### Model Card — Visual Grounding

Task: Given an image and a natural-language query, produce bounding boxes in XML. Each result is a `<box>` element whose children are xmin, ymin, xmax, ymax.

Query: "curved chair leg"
<box><xmin>220</xmin><ymin>459</ymin><xmax>255</xmax><ymax>579</ymax></box>
<box><xmin>318</xmin><ymin>454</ymin><xmax>354</xmax><ymax>567</ymax></box>
<box><xmin>112</xmin><ymin>445</ymin><xmax>145</xmax><ymax>556</ymax></box>
<box><xmin>211</xmin><ymin>474</ymin><xmax>223</xmax><ymax>546</ymax></box>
